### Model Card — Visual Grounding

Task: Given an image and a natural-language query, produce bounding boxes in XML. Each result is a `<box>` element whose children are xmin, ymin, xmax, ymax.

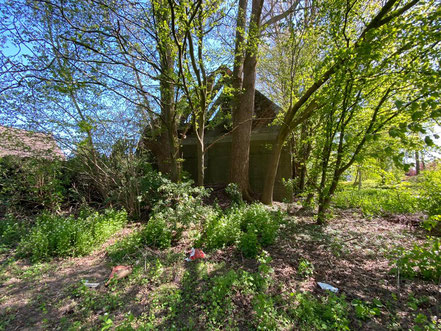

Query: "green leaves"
<box><xmin>424</xmin><ymin>136</ymin><xmax>434</xmax><ymax>147</ymax></box>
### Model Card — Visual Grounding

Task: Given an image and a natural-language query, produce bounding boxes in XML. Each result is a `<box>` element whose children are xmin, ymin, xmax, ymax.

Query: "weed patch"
<box><xmin>17</xmin><ymin>209</ymin><xmax>127</xmax><ymax>261</ymax></box>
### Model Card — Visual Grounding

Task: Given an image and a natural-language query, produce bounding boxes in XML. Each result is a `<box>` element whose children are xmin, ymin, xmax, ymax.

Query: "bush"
<box><xmin>0</xmin><ymin>214</ymin><xmax>29</xmax><ymax>247</ymax></box>
<box><xmin>199</xmin><ymin>203</ymin><xmax>282</xmax><ymax>258</ymax></box>
<box><xmin>198</xmin><ymin>210</ymin><xmax>242</xmax><ymax>250</ymax></box>
<box><xmin>240</xmin><ymin>204</ymin><xmax>281</xmax><ymax>247</ymax></box>
<box><xmin>67</xmin><ymin>144</ymin><xmax>165</xmax><ymax>220</ymax></box>
<box><xmin>17</xmin><ymin>209</ymin><xmax>127</xmax><ymax>261</ymax></box>
<box><xmin>239</xmin><ymin>227</ymin><xmax>259</xmax><ymax>258</ymax></box>
<box><xmin>141</xmin><ymin>214</ymin><xmax>172</xmax><ymax>249</ymax></box>
<box><xmin>392</xmin><ymin>237</ymin><xmax>441</xmax><ymax>281</ymax></box>
<box><xmin>145</xmin><ymin>180</ymin><xmax>212</xmax><ymax>244</ymax></box>
<box><xmin>0</xmin><ymin>156</ymin><xmax>66</xmax><ymax>214</ymax></box>
<box><xmin>417</xmin><ymin>167</ymin><xmax>441</xmax><ymax>216</ymax></box>
<box><xmin>289</xmin><ymin>292</ymin><xmax>350</xmax><ymax>330</ymax></box>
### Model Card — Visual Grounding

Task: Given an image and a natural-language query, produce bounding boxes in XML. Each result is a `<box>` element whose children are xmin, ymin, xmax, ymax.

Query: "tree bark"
<box><xmin>415</xmin><ymin>151</ymin><xmax>420</xmax><ymax>175</ymax></box>
<box><xmin>230</xmin><ymin>0</ymin><xmax>264</xmax><ymax>200</ymax></box>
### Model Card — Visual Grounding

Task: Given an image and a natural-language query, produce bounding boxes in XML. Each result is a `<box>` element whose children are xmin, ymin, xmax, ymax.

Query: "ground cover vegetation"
<box><xmin>0</xmin><ymin>0</ymin><xmax>440</xmax><ymax>329</ymax></box>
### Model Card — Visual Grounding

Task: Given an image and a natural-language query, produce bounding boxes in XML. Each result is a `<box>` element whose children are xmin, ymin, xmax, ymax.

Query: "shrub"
<box><xmin>198</xmin><ymin>203</ymin><xmax>282</xmax><ymax>258</ymax></box>
<box><xmin>0</xmin><ymin>156</ymin><xmax>66</xmax><ymax>214</ymax></box>
<box><xmin>240</xmin><ymin>204</ymin><xmax>281</xmax><ymax>247</ymax></box>
<box><xmin>198</xmin><ymin>210</ymin><xmax>242</xmax><ymax>250</ymax></box>
<box><xmin>288</xmin><ymin>292</ymin><xmax>350</xmax><ymax>330</ymax></box>
<box><xmin>67</xmin><ymin>144</ymin><xmax>165</xmax><ymax>220</ymax></box>
<box><xmin>145</xmin><ymin>180</ymin><xmax>212</xmax><ymax>244</ymax></box>
<box><xmin>392</xmin><ymin>237</ymin><xmax>441</xmax><ymax>281</ymax></box>
<box><xmin>0</xmin><ymin>215</ymin><xmax>29</xmax><ymax>247</ymax></box>
<box><xmin>417</xmin><ymin>167</ymin><xmax>441</xmax><ymax>216</ymax></box>
<box><xmin>141</xmin><ymin>214</ymin><xmax>172</xmax><ymax>249</ymax></box>
<box><xmin>239</xmin><ymin>227</ymin><xmax>259</xmax><ymax>258</ymax></box>
<box><xmin>17</xmin><ymin>209</ymin><xmax>127</xmax><ymax>261</ymax></box>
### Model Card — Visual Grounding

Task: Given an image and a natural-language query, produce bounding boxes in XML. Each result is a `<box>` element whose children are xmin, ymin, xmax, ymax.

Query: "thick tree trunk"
<box><xmin>160</xmin><ymin>47</ymin><xmax>180</xmax><ymax>182</ymax></box>
<box><xmin>230</xmin><ymin>0</ymin><xmax>264</xmax><ymax>200</ymax></box>
<box><xmin>232</xmin><ymin>0</ymin><xmax>248</xmax><ymax>93</ymax></box>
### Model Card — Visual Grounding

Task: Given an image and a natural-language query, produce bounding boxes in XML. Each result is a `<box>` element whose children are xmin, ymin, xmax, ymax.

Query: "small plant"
<box><xmin>239</xmin><ymin>226</ymin><xmax>259</xmax><ymax>258</ymax></box>
<box><xmin>142</xmin><ymin>214</ymin><xmax>172</xmax><ymax>249</ymax></box>
<box><xmin>392</xmin><ymin>237</ymin><xmax>441</xmax><ymax>281</ymax></box>
<box><xmin>297</xmin><ymin>258</ymin><xmax>315</xmax><ymax>278</ymax></box>
<box><xmin>225</xmin><ymin>183</ymin><xmax>243</xmax><ymax>206</ymax></box>
<box><xmin>289</xmin><ymin>292</ymin><xmax>350</xmax><ymax>330</ymax></box>
<box><xmin>351</xmin><ymin>298</ymin><xmax>382</xmax><ymax>320</ymax></box>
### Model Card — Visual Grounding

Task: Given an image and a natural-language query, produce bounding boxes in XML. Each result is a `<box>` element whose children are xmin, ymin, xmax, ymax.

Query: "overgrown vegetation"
<box><xmin>0</xmin><ymin>0</ymin><xmax>440</xmax><ymax>328</ymax></box>
<box><xmin>17</xmin><ymin>209</ymin><xmax>127</xmax><ymax>261</ymax></box>
<box><xmin>333</xmin><ymin>184</ymin><xmax>418</xmax><ymax>216</ymax></box>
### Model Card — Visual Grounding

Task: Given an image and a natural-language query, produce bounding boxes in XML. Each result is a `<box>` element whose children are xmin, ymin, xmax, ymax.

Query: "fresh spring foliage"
<box><xmin>17</xmin><ymin>209</ymin><xmax>127</xmax><ymax>261</ymax></box>
<box><xmin>107</xmin><ymin>203</ymin><xmax>282</xmax><ymax>260</ymax></box>
<box><xmin>0</xmin><ymin>214</ymin><xmax>29</xmax><ymax>248</ymax></box>
<box><xmin>199</xmin><ymin>203</ymin><xmax>283</xmax><ymax>257</ymax></box>
<box><xmin>288</xmin><ymin>292</ymin><xmax>350</xmax><ymax>330</ymax></box>
<box><xmin>142</xmin><ymin>180</ymin><xmax>212</xmax><ymax>247</ymax></box>
<box><xmin>392</xmin><ymin>237</ymin><xmax>441</xmax><ymax>281</ymax></box>
<box><xmin>333</xmin><ymin>184</ymin><xmax>418</xmax><ymax>216</ymax></box>
<box><xmin>418</xmin><ymin>167</ymin><xmax>441</xmax><ymax>233</ymax></box>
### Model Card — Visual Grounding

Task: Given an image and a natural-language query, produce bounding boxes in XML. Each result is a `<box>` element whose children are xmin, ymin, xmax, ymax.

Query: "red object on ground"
<box><xmin>105</xmin><ymin>265</ymin><xmax>132</xmax><ymax>286</ymax></box>
<box><xmin>186</xmin><ymin>248</ymin><xmax>205</xmax><ymax>261</ymax></box>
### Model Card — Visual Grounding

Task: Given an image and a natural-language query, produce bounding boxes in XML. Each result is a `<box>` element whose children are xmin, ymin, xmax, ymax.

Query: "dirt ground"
<box><xmin>0</xmin><ymin>207</ymin><xmax>439</xmax><ymax>330</ymax></box>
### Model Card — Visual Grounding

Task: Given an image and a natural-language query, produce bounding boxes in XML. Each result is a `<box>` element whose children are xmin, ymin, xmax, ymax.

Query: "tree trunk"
<box><xmin>196</xmin><ymin>115</ymin><xmax>205</xmax><ymax>186</ymax></box>
<box><xmin>160</xmin><ymin>45</ymin><xmax>180</xmax><ymax>182</ymax></box>
<box><xmin>415</xmin><ymin>151</ymin><xmax>420</xmax><ymax>175</ymax></box>
<box><xmin>230</xmin><ymin>0</ymin><xmax>264</xmax><ymax>200</ymax></box>
<box><xmin>261</xmin><ymin>102</ymin><xmax>317</xmax><ymax>204</ymax></box>
<box><xmin>261</xmin><ymin>136</ymin><xmax>284</xmax><ymax>204</ymax></box>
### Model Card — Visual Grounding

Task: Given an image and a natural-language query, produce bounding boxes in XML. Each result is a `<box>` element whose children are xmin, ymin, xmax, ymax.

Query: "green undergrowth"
<box><xmin>0</xmin><ymin>214</ymin><xmax>30</xmax><ymax>248</ymax></box>
<box><xmin>391</xmin><ymin>237</ymin><xmax>441</xmax><ymax>281</ymax></box>
<box><xmin>71</xmin><ymin>250</ymin><xmax>355</xmax><ymax>330</ymax></box>
<box><xmin>16</xmin><ymin>209</ymin><xmax>127</xmax><ymax>261</ymax></box>
<box><xmin>199</xmin><ymin>203</ymin><xmax>283</xmax><ymax>257</ymax></box>
<box><xmin>333</xmin><ymin>185</ymin><xmax>418</xmax><ymax>216</ymax></box>
<box><xmin>107</xmin><ymin>203</ymin><xmax>284</xmax><ymax>262</ymax></box>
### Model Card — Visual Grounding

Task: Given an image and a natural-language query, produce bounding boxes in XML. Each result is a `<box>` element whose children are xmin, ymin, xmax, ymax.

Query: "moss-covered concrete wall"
<box><xmin>181</xmin><ymin>128</ymin><xmax>292</xmax><ymax>201</ymax></box>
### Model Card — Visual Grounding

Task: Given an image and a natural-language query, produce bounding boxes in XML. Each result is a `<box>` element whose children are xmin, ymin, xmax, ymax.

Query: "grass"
<box><xmin>333</xmin><ymin>183</ymin><xmax>419</xmax><ymax>216</ymax></box>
